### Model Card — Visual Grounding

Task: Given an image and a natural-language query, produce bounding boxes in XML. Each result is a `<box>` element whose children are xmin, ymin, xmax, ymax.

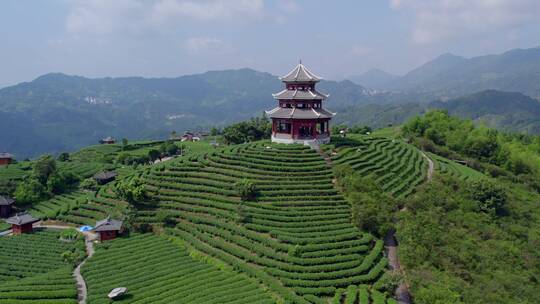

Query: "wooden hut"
<box><xmin>5</xmin><ymin>211</ymin><xmax>39</xmax><ymax>234</ymax></box>
<box><xmin>0</xmin><ymin>196</ymin><xmax>15</xmax><ymax>218</ymax></box>
<box><xmin>93</xmin><ymin>171</ymin><xmax>117</xmax><ymax>185</ymax></box>
<box><xmin>93</xmin><ymin>217</ymin><xmax>123</xmax><ymax>241</ymax></box>
<box><xmin>99</xmin><ymin>137</ymin><xmax>116</xmax><ymax>144</ymax></box>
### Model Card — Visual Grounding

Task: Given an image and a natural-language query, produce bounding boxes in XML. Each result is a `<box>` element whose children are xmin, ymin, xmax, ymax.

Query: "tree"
<box><xmin>166</xmin><ymin>143</ymin><xmax>178</xmax><ymax>156</ymax></box>
<box><xmin>57</xmin><ymin>152</ymin><xmax>70</xmax><ymax>162</ymax></box>
<box><xmin>33</xmin><ymin>155</ymin><xmax>57</xmax><ymax>184</ymax></box>
<box><xmin>334</xmin><ymin>165</ymin><xmax>395</xmax><ymax>237</ymax></box>
<box><xmin>116</xmin><ymin>153</ymin><xmax>132</xmax><ymax>165</ymax></box>
<box><xmin>222</xmin><ymin>115</ymin><xmax>271</xmax><ymax>144</ymax></box>
<box><xmin>121</xmin><ymin>138</ymin><xmax>129</xmax><ymax>150</ymax></box>
<box><xmin>148</xmin><ymin>149</ymin><xmax>161</xmax><ymax>162</ymax></box>
<box><xmin>80</xmin><ymin>178</ymin><xmax>99</xmax><ymax>191</ymax></box>
<box><xmin>235</xmin><ymin>179</ymin><xmax>258</xmax><ymax>201</ymax></box>
<box><xmin>14</xmin><ymin>179</ymin><xmax>47</xmax><ymax>206</ymax></box>
<box><xmin>46</xmin><ymin>171</ymin><xmax>80</xmax><ymax>194</ymax></box>
<box><xmin>467</xmin><ymin>179</ymin><xmax>507</xmax><ymax>215</ymax></box>
<box><xmin>210</xmin><ymin>127</ymin><xmax>220</xmax><ymax>136</ymax></box>
<box><xmin>114</xmin><ymin>177</ymin><xmax>147</xmax><ymax>204</ymax></box>
<box><xmin>350</xmin><ymin>125</ymin><xmax>372</xmax><ymax>134</ymax></box>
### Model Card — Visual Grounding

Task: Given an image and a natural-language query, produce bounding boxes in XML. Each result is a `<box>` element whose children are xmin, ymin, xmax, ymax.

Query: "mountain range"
<box><xmin>2</xmin><ymin>47</ymin><xmax>540</xmax><ymax>158</ymax></box>
<box><xmin>350</xmin><ymin>47</ymin><xmax>540</xmax><ymax>98</ymax></box>
<box><xmin>0</xmin><ymin>70</ymin><xmax>376</xmax><ymax>158</ymax></box>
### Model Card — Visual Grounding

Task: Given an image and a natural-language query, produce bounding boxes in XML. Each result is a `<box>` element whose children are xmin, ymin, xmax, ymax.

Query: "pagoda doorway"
<box><xmin>299</xmin><ymin>125</ymin><xmax>313</xmax><ymax>138</ymax></box>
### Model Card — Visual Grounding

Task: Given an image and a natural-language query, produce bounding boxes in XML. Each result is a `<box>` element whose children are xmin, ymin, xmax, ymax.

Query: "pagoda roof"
<box><xmin>93</xmin><ymin>217</ymin><xmax>123</xmax><ymax>232</ymax></box>
<box><xmin>280</xmin><ymin>63</ymin><xmax>322</xmax><ymax>83</ymax></box>
<box><xmin>0</xmin><ymin>153</ymin><xmax>13</xmax><ymax>159</ymax></box>
<box><xmin>5</xmin><ymin>211</ymin><xmax>39</xmax><ymax>226</ymax></box>
<box><xmin>272</xmin><ymin>89</ymin><xmax>329</xmax><ymax>100</ymax></box>
<box><xmin>265</xmin><ymin>107</ymin><xmax>335</xmax><ymax>119</ymax></box>
<box><xmin>0</xmin><ymin>196</ymin><xmax>14</xmax><ymax>206</ymax></box>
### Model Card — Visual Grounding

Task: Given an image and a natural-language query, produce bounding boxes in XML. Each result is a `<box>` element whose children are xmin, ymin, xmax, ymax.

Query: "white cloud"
<box><xmin>150</xmin><ymin>0</ymin><xmax>264</xmax><ymax>22</ymax></box>
<box><xmin>391</xmin><ymin>0</ymin><xmax>540</xmax><ymax>43</ymax></box>
<box><xmin>350</xmin><ymin>45</ymin><xmax>373</xmax><ymax>57</ymax></box>
<box><xmin>277</xmin><ymin>0</ymin><xmax>299</xmax><ymax>13</ymax></box>
<box><xmin>66</xmin><ymin>0</ymin><xmax>146</xmax><ymax>35</ymax></box>
<box><xmin>183</xmin><ymin>37</ymin><xmax>231</xmax><ymax>53</ymax></box>
<box><xmin>66</xmin><ymin>0</ymin><xmax>265</xmax><ymax>35</ymax></box>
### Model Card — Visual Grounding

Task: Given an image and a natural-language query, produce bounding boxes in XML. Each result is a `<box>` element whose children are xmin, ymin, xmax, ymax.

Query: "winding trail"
<box><xmin>34</xmin><ymin>222</ymin><xmax>96</xmax><ymax>304</ymax></box>
<box><xmin>421</xmin><ymin>151</ymin><xmax>435</xmax><ymax>182</ymax></box>
<box><xmin>384</xmin><ymin>230</ymin><xmax>411</xmax><ymax>304</ymax></box>
<box><xmin>386</xmin><ymin>151</ymin><xmax>434</xmax><ymax>303</ymax></box>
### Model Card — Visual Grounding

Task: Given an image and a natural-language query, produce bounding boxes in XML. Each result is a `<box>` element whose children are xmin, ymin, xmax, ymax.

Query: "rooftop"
<box><xmin>279</xmin><ymin>62</ymin><xmax>322</xmax><ymax>83</ymax></box>
<box><xmin>93</xmin><ymin>171</ymin><xmax>117</xmax><ymax>180</ymax></box>
<box><xmin>0</xmin><ymin>196</ymin><xmax>15</xmax><ymax>206</ymax></box>
<box><xmin>0</xmin><ymin>153</ymin><xmax>13</xmax><ymax>159</ymax></box>
<box><xmin>265</xmin><ymin>107</ymin><xmax>335</xmax><ymax>119</ymax></box>
<box><xmin>5</xmin><ymin>211</ymin><xmax>39</xmax><ymax>225</ymax></box>
<box><xmin>93</xmin><ymin>217</ymin><xmax>123</xmax><ymax>232</ymax></box>
<box><xmin>272</xmin><ymin>88</ymin><xmax>328</xmax><ymax>100</ymax></box>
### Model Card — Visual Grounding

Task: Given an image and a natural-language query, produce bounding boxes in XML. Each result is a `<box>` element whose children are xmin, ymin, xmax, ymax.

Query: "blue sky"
<box><xmin>1</xmin><ymin>0</ymin><xmax>540</xmax><ymax>87</ymax></box>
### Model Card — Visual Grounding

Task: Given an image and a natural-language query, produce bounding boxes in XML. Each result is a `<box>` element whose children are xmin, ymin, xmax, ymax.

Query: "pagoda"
<box><xmin>266</xmin><ymin>62</ymin><xmax>335</xmax><ymax>144</ymax></box>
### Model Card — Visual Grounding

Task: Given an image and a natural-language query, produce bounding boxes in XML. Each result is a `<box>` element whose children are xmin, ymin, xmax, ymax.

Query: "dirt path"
<box><xmin>34</xmin><ymin>223</ymin><xmax>96</xmax><ymax>304</ymax></box>
<box><xmin>385</xmin><ymin>230</ymin><xmax>412</xmax><ymax>304</ymax></box>
<box><xmin>420</xmin><ymin>151</ymin><xmax>434</xmax><ymax>181</ymax></box>
<box><xmin>385</xmin><ymin>151</ymin><xmax>434</xmax><ymax>303</ymax></box>
<box><xmin>73</xmin><ymin>233</ymin><xmax>96</xmax><ymax>304</ymax></box>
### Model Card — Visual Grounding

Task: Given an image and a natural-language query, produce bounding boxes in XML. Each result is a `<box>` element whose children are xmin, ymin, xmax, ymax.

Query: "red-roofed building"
<box><xmin>0</xmin><ymin>153</ymin><xmax>13</xmax><ymax>166</ymax></box>
<box><xmin>266</xmin><ymin>62</ymin><xmax>334</xmax><ymax>145</ymax></box>
<box><xmin>5</xmin><ymin>211</ymin><xmax>39</xmax><ymax>234</ymax></box>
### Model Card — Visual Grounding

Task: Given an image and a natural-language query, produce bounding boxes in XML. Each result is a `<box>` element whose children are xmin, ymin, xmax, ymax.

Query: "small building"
<box><xmin>179</xmin><ymin>132</ymin><xmax>201</xmax><ymax>142</ymax></box>
<box><xmin>93</xmin><ymin>171</ymin><xmax>117</xmax><ymax>185</ymax></box>
<box><xmin>5</xmin><ymin>211</ymin><xmax>39</xmax><ymax>234</ymax></box>
<box><xmin>0</xmin><ymin>153</ymin><xmax>13</xmax><ymax>166</ymax></box>
<box><xmin>0</xmin><ymin>196</ymin><xmax>15</xmax><ymax>218</ymax></box>
<box><xmin>93</xmin><ymin>217</ymin><xmax>123</xmax><ymax>241</ymax></box>
<box><xmin>99</xmin><ymin>137</ymin><xmax>116</xmax><ymax>144</ymax></box>
<box><xmin>266</xmin><ymin>62</ymin><xmax>335</xmax><ymax>145</ymax></box>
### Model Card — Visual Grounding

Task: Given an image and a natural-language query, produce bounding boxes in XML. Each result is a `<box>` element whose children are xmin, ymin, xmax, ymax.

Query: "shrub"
<box><xmin>156</xmin><ymin>210</ymin><xmax>176</xmax><ymax>227</ymax></box>
<box><xmin>60</xmin><ymin>228</ymin><xmax>80</xmax><ymax>241</ymax></box>
<box><xmin>81</xmin><ymin>178</ymin><xmax>99</xmax><ymax>191</ymax></box>
<box><xmin>234</xmin><ymin>179</ymin><xmax>258</xmax><ymax>201</ymax></box>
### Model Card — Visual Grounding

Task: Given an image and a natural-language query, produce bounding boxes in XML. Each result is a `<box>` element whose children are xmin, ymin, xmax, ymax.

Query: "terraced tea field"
<box><xmin>332</xmin><ymin>285</ymin><xmax>398</xmax><ymax>304</ymax></box>
<box><xmin>135</xmin><ymin>142</ymin><xmax>391</xmax><ymax>303</ymax></box>
<box><xmin>56</xmin><ymin>187</ymin><xmax>129</xmax><ymax>226</ymax></box>
<box><xmin>29</xmin><ymin>190</ymin><xmax>89</xmax><ymax>219</ymax></box>
<box><xmin>428</xmin><ymin>153</ymin><xmax>485</xmax><ymax>180</ymax></box>
<box><xmin>82</xmin><ymin>234</ymin><xmax>275</xmax><ymax>304</ymax></box>
<box><xmin>330</xmin><ymin>137</ymin><xmax>427</xmax><ymax>198</ymax></box>
<box><xmin>0</xmin><ymin>230</ymin><xmax>83</xmax><ymax>303</ymax></box>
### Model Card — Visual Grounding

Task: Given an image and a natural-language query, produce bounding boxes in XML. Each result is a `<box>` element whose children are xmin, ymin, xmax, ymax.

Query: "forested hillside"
<box><xmin>396</xmin><ymin>111</ymin><xmax>540</xmax><ymax>303</ymax></box>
